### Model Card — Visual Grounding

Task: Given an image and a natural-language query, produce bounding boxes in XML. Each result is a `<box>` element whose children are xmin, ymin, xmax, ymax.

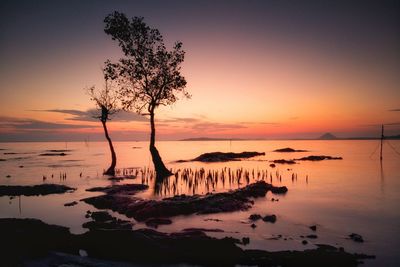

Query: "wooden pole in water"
<box><xmin>380</xmin><ymin>124</ymin><xmax>384</xmax><ymax>161</ymax></box>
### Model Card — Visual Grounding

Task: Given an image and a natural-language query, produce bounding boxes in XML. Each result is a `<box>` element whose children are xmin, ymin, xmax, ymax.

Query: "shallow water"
<box><xmin>0</xmin><ymin>140</ymin><xmax>399</xmax><ymax>266</ymax></box>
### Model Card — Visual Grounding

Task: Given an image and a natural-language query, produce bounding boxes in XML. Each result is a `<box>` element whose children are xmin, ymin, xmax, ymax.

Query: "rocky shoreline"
<box><xmin>0</xmin><ymin>184</ymin><xmax>76</xmax><ymax>196</ymax></box>
<box><xmin>1</xmin><ymin>218</ymin><xmax>374</xmax><ymax>267</ymax></box>
<box><xmin>82</xmin><ymin>181</ymin><xmax>288</xmax><ymax>221</ymax></box>
<box><xmin>177</xmin><ymin>151</ymin><xmax>265</xmax><ymax>162</ymax></box>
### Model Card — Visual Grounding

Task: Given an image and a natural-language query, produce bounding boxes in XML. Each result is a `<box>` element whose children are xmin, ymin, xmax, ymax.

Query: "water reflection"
<box><xmin>380</xmin><ymin>161</ymin><xmax>385</xmax><ymax>194</ymax></box>
<box><xmin>19</xmin><ymin>196</ymin><xmax>22</xmax><ymax>214</ymax></box>
<box><xmin>122</xmin><ymin>166</ymin><xmax>304</xmax><ymax>197</ymax></box>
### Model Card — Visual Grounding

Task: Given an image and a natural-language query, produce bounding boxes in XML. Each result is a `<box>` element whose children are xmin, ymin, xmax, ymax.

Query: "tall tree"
<box><xmin>87</xmin><ymin>75</ymin><xmax>119</xmax><ymax>176</ymax></box>
<box><xmin>104</xmin><ymin>12</ymin><xmax>189</xmax><ymax>178</ymax></box>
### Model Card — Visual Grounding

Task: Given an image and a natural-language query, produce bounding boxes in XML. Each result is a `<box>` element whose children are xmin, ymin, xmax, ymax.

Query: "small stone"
<box><xmin>79</xmin><ymin>249</ymin><xmax>88</xmax><ymax>257</ymax></box>
<box><xmin>309</xmin><ymin>225</ymin><xmax>317</xmax><ymax>231</ymax></box>
<box><xmin>249</xmin><ymin>214</ymin><xmax>262</xmax><ymax>221</ymax></box>
<box><xmin>262</xmin><ymin>214</ymin><xmax>277</xmax><ymax>223</ymax></box>
<box><xmin>349</xmin><ymin>233</ymin><xmax>364</xmax><ymax>243</ymax></box>
<box><xmin>204</xmin><ymin>218</ymin><xmax>223</xmax><ymax>222</ymax></box>
<box><xmin>250</xmin><ymin>223</ymin><xmax>257</xmax><ymax>229</ymax></box>
<box><xmin>302</xmin><ymin>240</ymin><xmax>308</xmax><ymax>245</ymax></box>
<box><xmin>145</xmin><ymin>218</ymin><xmax>172</xmax><ymax>228</ymax></box>
<box><xmin>269</xmin><ymin>163</ymin><xmax>276</xmax><ymax>168</ymax></box>
<box><xmin>64</xmin><ymin>201</ymin><xmax>78</xmax><ymax>207</ymax></box>
<box><xmin>306</xmin><ymin>234</ymin><xmax>318</xmax><ymax>239</ymax></box>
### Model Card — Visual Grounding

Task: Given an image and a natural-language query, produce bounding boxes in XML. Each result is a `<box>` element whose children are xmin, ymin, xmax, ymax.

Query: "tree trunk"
<box><xmin>149</xmin><ymin>110</ymin><xmax>172</xmax><ymax>178</ymax></box>
<box><xmin>102</xmin><ymin>120</ymin><xmax>116</xmax><ymax>175</ymax></box>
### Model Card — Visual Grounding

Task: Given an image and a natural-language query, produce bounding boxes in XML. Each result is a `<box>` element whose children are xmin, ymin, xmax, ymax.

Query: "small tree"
<box><xmin>104</xmin><ymin>12</ymin><xmax>189</xmax><ymax>178</ymax></box>
<box><xmin>87</xmin><ymin>75</ymin><xmax>119</xmax><ymax>176</ymax></box>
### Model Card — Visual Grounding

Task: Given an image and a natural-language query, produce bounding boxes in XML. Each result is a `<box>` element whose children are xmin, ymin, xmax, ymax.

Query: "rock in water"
<box><xmin>296</xmin><ymin>155</ymin><xmax>342</xmax><ymax>161</ymax></box>
<box><xmin>249</xmin><ymin>214</ymin><xmax>262</xmax><ymax>221</ymax></box>
<box><xmin>349</xmin><ymin>233</ymin><xmax>364</xmax><ymax>243</ymax></box>
<box><xmin>262</xmin><ymin>214</ymin><xmax>277</xmax><ymax>223</ymax></box>
<box><xmin>82</xmin><ymin>181</ymin><xmax>287</xmax><ymax>221</ymax></box>
<box><xmin>145</xmin><ymin>218</ymin><xmax>173</xmax><ymax>228</ymax></box>
<box><xmin>273</xmin><ymin>148</ymin><xmax>308</xmax><ymax>152</ymax></box>
<box><xmin>191</xmin><ymin>151</ymin><xmax>265</xmax><ymax>162</ymax></box>
<box><xmin>64</xmin><ymin>201</ymin><xmax>78</xmax><ymax>207</ymax></box>
<box><xmin>271</xmin><ymin>159</ymin><xmax>296</xmax><ymax>164</ymax></box>
<box><xmin>0</xmin><ymin>184</ymin><xmax>75</xmax><ymax>196</ymax></box>
<box><xmin>242</xmin><ymin>237</ymin><xmax>250</xmax><ymax>245</ymax></box>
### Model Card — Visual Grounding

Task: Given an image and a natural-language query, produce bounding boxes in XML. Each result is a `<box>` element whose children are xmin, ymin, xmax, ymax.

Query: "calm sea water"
<box><xmin>0</xmin><ymin>140</ymin><xmax>399</xmax><ymax>266</ymax></box>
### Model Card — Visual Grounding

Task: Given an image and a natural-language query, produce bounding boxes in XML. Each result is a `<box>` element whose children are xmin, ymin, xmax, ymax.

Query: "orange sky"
<box><xmin>0</xmin><ymin>1</ymin><xmax>399</xmax><ymax>141</ymax></box>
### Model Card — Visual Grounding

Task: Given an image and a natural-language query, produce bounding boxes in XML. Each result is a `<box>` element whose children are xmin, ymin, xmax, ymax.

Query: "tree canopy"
<box><xmin>86</xmin><ymin>76</ymin><xmax>119</xmax><ymax>123</ymax></box>
<box><xmin>103</xmin><ymin>11</ymin><xmax>189</xmax><ymax>115</ymax></box>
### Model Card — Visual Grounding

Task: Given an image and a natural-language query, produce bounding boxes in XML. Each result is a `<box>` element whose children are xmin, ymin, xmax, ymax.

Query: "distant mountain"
<box><xmin>179</xmin><ymin>133</ymin><xmax>400</xmax><ymax>142</ymax></box>
<box><xmin>319</xmin><ymin>133</ymin><xmax>337</xmax><ymax>140</ymax></box>
<box><xmin>319</xmin><ymin>133</ymin><xmax>400</xmax><ymax>140</ymax></box>
<box><xmin>180</xmin><ymin>137</ymin><xmax>243</xmax><ymax>141</ymax></box>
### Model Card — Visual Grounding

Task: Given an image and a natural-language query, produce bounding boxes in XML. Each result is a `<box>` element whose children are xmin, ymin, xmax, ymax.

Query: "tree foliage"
<box><xmin>86</xmin><ymin>76</ymin><xmax>119</xmax><ymax>122</ymax></box>
<box><xmin>103</xmin><ymin>12</ymin><xmax>189</xmax><ymax>115</ymax></box>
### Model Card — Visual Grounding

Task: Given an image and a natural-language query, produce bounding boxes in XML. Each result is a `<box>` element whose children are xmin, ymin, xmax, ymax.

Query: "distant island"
<box><xmin>318</xmin><ymin>132</ymin><xmax>400</xmax><ymax>140</ymax></box>
<box><xmin>179</xmin><ymin>134</ymin><xmax>400</xmax><ymax>141</ymax></box>
<box><xmin>319</xmin><ymin>133</ymin><xmax>338</xmax><ymax>140</ymax></box>
<box><xmin>346</xmin><ymin>134</ymin><xmax>400</xmax><ymax>140</ymax></box>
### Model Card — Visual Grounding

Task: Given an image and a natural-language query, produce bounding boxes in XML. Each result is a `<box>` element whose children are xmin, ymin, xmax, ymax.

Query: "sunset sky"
<box><xmin>0</xmin><ymin>0</ymin><xmax>399</xmax><ymax>141</ymax></box>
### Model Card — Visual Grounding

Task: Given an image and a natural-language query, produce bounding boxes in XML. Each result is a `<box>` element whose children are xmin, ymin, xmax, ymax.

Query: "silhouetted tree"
<box><xmin>103</xmin><ymin>12</ymin><xmax>189</xmax><ymax>178</ymax></box>
<box><xmin>87</xmin><ymin>76</ymin><xmax>119</xmax><ymax>176</ymax></box>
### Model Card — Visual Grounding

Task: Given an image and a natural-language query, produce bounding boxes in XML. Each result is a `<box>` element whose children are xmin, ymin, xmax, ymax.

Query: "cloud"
<box><xmin>0</xmin><ymin>116</ymin><xmax>97</xmax><ymax>130</ymax></box>
<box><xmin>161</xmin><ymin>116</ymin><xmax>279</xmax><ymax>128</ymax></box>
<box><xmin>159</xmin><ymin>117</ymin><xmax>201</xmax><ymax>123</ymax></box>
<box><xmin>0</xmin><ymin>129</ymin><xmax>149</xmax><ymax>142</ymax></box>
<box><xmin>112</xmin><ymin>111</ymin><xmax>148</xmax><ymax>122</ymax></box>
<box><xmin>157</xmin><ymin>116</ymin><xmax>249</xmax><ymax>131</ymax></box>
<box><xmin>157</xmin><ymin>116</ymin><xmax>281</xmax><ymax>133</ymax></box>
<box><xmin>32</xmin><ymin>109</ymin><xmax>148</xmax><ymax>122</ymax></box>
<box><xmin>239</xmin><ymin>121</ymin><xmax>281</xmax><ymax>125</ymax></box>
<box><xmin>388</xmin><ymin>109</ymin><xmax>400</xmax><ymax>112</ymax></box>
<box><xmin>0</xmin><ymin>116</ymin><xmax>152</xmax><ymax>141</ymax></box>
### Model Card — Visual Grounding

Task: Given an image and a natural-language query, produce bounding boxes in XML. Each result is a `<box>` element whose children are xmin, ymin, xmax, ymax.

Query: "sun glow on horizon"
<box><xmin>0</xmin><ymin>1</ymin><xmax>399</xmax><ymax>141</ymax></box>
